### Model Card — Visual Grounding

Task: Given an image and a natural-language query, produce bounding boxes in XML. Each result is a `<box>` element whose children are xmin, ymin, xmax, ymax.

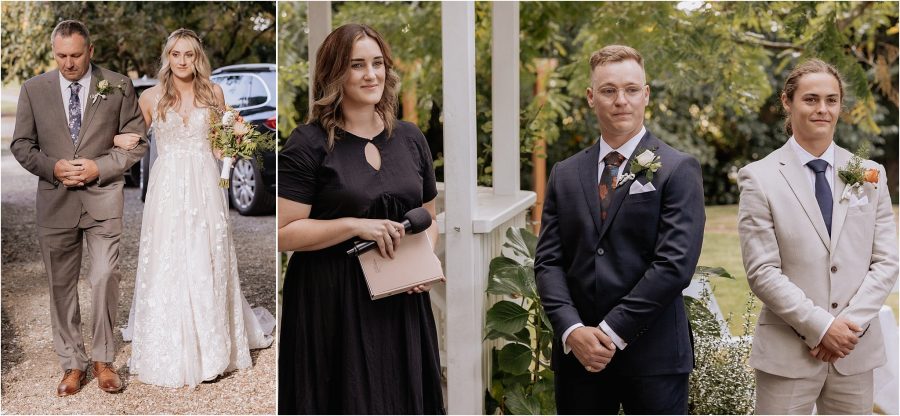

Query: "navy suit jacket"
<box><xmin>535</xmin><ymin>130</ymin><xmax>705</xmax><ymax>377</ymax></box>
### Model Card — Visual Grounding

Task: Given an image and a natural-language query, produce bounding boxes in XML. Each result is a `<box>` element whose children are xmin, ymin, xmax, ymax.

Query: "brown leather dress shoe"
<box><xmin>92</xmin><ymin>362</ymin><xmax>124</xmax><ymax>393</ymax></box>
<box><xmin>57</xmin><ymin>369</ymin><xmax>86</xmax><ymax>396</ymax></box>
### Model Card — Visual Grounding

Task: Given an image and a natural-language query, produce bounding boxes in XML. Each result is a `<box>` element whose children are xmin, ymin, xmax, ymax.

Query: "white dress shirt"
<box><xmin>787</xmin><ymin>135</ymin><xmax>836</xmax><ymax>345</ymax></box>
<box><xmin>59</xmin><ymin>65</ymin><xmax>92</xmax><ymax>126</ymax></box>
<box><xmin>561</xmin><ymin>126</ymin><xmax>646</xmax><ymax>354</ymax></box>
<box><xmin>788</xmin><ymin>135</ymin><xmax>835</xmax><ymax>193</ymax></box>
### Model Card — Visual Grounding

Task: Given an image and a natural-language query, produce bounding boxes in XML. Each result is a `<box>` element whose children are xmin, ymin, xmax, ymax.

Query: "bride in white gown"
<box><xmin>118</xmin><ymin>28</ymin><xmax>274</xmax><ymax>388</ymax></box>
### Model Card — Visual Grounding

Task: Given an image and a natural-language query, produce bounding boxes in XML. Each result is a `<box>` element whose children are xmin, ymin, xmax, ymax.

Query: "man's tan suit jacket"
<box><xmin>738</xmin><ymin>142</ymin><xmax>898</xmax><ymax>378</ymax></box>
<box><xmin>11</xmin><ymin>65</ymin><xmax>147</xmax><ymax>228</ymax></box>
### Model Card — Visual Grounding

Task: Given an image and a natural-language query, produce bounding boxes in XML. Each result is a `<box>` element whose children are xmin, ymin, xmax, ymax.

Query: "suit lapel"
<box><xmin>597</xmin><ymin>131</ymin><xmax>653</xmax><ymax>241</ymax></box>
<box><xmin>829</xmin><ymin>146</ymin><xmax>851</xmax><ymax>252</ymax></box>
<box><xmin>579</xmin><ymin>140</ymin><xmax>604</xmax><ymax>237</ymax></box>
<box><xmin>777</xmin><ymin>144</ymin><xmax>830</xmax><ymax>250</ymax></box>
<box><xmin>75</xmin><ymin>65</ymin><xmax>102</xmax><ymax>151</ymax></box>
<box><xmin>45</xmin><ymin>71</ymin><xmax>72</xmax><ymax>147</ymax></box>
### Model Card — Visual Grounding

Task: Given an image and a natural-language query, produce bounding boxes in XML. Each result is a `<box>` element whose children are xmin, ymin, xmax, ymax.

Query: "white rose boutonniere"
<box><xmin>617</xmin><ymin>147</ymin><xmax>662</xmax><ymax>188</ymax></box>
<box><xmin>90</xmin><ymin>79</ymin><xmax>126</xmax><ymax>103</ymax></box>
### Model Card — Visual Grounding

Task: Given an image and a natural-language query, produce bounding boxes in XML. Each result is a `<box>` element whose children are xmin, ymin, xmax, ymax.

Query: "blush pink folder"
<box><xmin>358</xmin><ymin>232</ymin><xmax>445</xmax><ymax>300</ymax></box>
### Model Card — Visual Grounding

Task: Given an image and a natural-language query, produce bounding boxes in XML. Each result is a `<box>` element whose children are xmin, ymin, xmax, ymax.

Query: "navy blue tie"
<box><xmin>68</xmin><ymin>82</ymin><xmax>82</xmax><ymax>145</ymax></box>
<box><xmin>807</xmin><ymin>159</ymin><xmax>832</xmax><ymax>235</ymax></box>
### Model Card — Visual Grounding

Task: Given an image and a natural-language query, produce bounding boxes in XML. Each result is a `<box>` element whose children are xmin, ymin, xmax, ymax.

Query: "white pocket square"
<box><xmin>849</xmin><ymin>194</ymin><xmax>869</xmax><ymax>208</ymax></box>
<box><xmin>628</xmin><ymin>181</ymin><xmax>656</xmax><ymax>195</ymax></box>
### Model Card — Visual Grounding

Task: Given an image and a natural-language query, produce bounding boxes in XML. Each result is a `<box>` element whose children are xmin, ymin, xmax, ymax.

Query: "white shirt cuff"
<box><xmin>561</xmin><ymin>323</ymin><xmax>584</xmax><ymax>355</ymax></box>
<box><xmin>815</xmin><ymin>316</ymin><xmax>835</xmax><ymax>346</ymax></box>
<box><xmin>599</xmin><ymin>320</ymin><xmax>627</xmax><ymax>350</ymax></box>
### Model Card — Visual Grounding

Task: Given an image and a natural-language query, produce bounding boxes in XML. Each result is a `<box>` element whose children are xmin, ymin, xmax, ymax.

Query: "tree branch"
<box><xmin>735</xmin><ymin>32</ymin><xmax>801</xmax><ymax>51</ymax></box>
<box><xmin>837</xmin><ymin>2</ymin><xmax>874</xmax><ymax>32</ymax></box>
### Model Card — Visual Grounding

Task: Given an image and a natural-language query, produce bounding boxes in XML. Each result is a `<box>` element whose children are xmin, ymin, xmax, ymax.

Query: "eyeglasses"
<box><xmin>594</xmin><ymin>85</ymin><xmax>646</xmax><ymax>101</ymax></box>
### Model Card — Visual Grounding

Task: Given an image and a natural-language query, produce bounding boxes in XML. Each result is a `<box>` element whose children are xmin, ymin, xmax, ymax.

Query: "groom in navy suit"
<box><xmin>535</xmin><ymin>45</ymin><xmax>705</xmax><ymax>414</ymax></box>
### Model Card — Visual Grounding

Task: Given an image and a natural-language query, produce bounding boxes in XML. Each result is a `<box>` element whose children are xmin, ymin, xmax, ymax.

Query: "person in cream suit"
<box><xmin>738</xmin><ymin>58</ymin><xmax>898</xmax><ymax>414</ymax></box>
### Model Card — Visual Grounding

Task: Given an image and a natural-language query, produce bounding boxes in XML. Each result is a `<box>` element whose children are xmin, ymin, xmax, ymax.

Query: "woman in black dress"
<box><xmin>277</xmin><ymin>24</ymin><xmax>444</xmax><ymax>414</ymax></box>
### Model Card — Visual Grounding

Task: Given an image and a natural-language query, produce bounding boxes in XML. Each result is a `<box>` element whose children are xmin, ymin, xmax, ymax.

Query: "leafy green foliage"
<box><xmin>687</xmin><ymin>277</ymin><xmax>757</xmax><ymax>415</ymax></box>
<box><xmin>484</xmin><ymin>228</ymin><xmax>555</xmax><ymax>415</ymax></box>
<box><xmin>1</xmin><ymin>2</ymin><xmax>275</xmax><ymax>81</ymax></box>
<box><xmin>275</xmin><ymin>1</ymin><xmax>897</xmax><ymax>202</ymax></box>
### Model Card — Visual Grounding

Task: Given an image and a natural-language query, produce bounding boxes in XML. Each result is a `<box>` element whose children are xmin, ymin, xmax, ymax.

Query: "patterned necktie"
<box><xmin>68</xmin><ymin>82</ymin><xmax>82</xmax><ymax>145</ymax></box>
<box><xmin>806</xmin><ymin>159</ymin><xmax>832</xmax><ymax>235</ymax></box>
<box><xmin>599</xmin><ymin>151</ymin><xmax>626</xmax><ymax>221</ymax></box>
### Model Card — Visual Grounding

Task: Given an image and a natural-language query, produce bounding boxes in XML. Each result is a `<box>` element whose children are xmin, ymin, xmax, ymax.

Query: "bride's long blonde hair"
<box><xmin>156</xmin><ymin>28</ymin><xmax>218</xmax><ymax>121</ymax></box>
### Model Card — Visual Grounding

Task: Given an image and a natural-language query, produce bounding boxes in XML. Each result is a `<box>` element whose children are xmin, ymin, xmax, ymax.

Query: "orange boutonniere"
<box><xmin>838</xmin><ymin>143</ymin><xmax>878</xmax><ymax>202</ymax></box>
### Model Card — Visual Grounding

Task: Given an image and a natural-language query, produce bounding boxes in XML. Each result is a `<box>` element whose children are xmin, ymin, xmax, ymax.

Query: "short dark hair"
<box><xmin>51</xmin><ymin>20</ymin><xmax>91</xmax><ymax>46</ymax></box>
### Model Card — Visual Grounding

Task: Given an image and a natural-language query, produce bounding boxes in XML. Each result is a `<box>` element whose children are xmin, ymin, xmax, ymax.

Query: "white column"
<box><xmin>491</xmin><ymin>1</ymin><xmax>520</xmax><ymax>196</ymax></box>
<box><xmin>307</xmin><ymin>1</ymin><xmax>332</xmax><ymax>105</ymax></box>
<box><xmin>441</xmin><ymin>2</ymin><xmax>482</xmax><ymax>414</ymax></box>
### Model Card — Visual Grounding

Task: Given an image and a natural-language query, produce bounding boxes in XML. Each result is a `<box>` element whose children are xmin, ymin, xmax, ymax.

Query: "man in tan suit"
<box><xmin>10</xmin><ymin>20</ymin><xmax>147</xmax><ymax>396</ymax></box>
<box><xmin>738</xmin><ymin>59</ymin><xmax>898</xmax><ymax>414</ymax></box>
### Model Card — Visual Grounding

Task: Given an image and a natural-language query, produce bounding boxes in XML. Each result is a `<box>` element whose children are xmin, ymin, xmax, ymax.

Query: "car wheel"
<box><xmin>229</xmin><ymin>158</ymin><xmax>275</xmax><ymax>215</ymax></box>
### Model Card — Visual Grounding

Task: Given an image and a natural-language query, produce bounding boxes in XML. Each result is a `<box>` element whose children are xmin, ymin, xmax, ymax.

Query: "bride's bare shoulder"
<box><xmin>139</xmin><ymin>84</ymin><xmax>161</xmax><ymax>104</ymax></box>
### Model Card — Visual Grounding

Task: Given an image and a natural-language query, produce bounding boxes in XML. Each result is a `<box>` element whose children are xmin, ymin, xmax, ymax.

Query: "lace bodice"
<box><xmin>152</xmin><ymin>105</ymin><xmax>212</xmax><ymax>157</ymax></box>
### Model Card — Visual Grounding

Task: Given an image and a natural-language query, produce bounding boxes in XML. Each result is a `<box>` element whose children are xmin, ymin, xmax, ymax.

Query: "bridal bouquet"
<box><xmin>208</xmin><ymin>106</ymin><xmax>276</xmax><ymax>188</ymax></box>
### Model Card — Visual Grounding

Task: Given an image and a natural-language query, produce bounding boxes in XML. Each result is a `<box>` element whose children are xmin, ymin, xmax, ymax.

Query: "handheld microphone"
<box><xmin>346</xmin><ymin>207</ymin><xmax>433</xmax><ymax>256</ymax></box>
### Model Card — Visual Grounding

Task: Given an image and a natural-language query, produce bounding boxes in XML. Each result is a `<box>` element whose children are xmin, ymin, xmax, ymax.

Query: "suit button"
<box><xmin>831</xmin><ymin>266</ymin><xmax>838</xmax><ymax>273</ymax></box>
<box><xmin>801</xmin><ymin>335</ymin><xmax>806</xmax><ymax>340</ymax></box>
<box><xmin>831</xmin><ymin>302</ymin><xmax>838</xmax><ymax>308</ymax></box>
<box><xmin>596</xmin><ymin>248</ymin><xmax>605</xmax><ymax>256</ymax></box>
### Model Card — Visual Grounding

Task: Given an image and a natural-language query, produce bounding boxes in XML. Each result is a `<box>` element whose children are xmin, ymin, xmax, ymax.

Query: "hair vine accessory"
<box><xmin>168</xmin><ymin>28</ymin><xmax>202</xmax><ymax>45</ymax></box>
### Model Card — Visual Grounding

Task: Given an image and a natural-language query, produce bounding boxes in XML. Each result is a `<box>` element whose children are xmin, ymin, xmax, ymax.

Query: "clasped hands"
<box><xmin>54</xmin><ymin>158</ymin><xmax>98</xmax><ymax>187</ymax></box>
<box><xmin>53</xmin><ymin>133</ymin><xmax>142</xmax><ymax>187</ymax></box>
<box><xmin>809</xmin><ymin>316</ymin><xmax>861</xmax><ymax>363</ymax></box>
<box><xmin>566</xmin><ymin>326</ymin><xmax>616</xmax><ymax>372</ymax></box>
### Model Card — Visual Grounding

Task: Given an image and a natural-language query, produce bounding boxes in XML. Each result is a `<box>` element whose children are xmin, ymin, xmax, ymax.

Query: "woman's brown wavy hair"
<box><xmin>308</xmin><ymin>23</ymin><xmax>400</xmax><ymax>150</ymax></box>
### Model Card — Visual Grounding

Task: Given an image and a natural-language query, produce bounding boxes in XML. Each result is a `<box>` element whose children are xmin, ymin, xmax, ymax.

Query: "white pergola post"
<box><xmin>441</xmin><ymin>2</ymin><xmax>482</xmax><ymax>414</ymax></box>
<box><xmin>307</xmin><ymin>1</ymin><xmax>332</xmax><ymax>105</ymax></box>
<box><xmin>491</xmin><ymin>2</ymin><xmax>520</xmax><ymax>196</ymax></box>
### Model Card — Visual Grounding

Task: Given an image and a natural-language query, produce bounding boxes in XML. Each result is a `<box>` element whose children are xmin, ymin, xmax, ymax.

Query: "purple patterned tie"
<box><xmin>68</xmin><ymin>82</ymin><xmax>82</xmax><ymax>145</ymax></box>
<box><xmin>599</xmin><ymin>151</ymin><xmax>625</xmax><ymax>222</ymax></box>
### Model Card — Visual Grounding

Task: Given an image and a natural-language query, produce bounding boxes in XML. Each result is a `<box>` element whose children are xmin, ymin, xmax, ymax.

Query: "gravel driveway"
<box><xmin>1</xmin><ymin>152</ymin><xmax>276</xmax><ymax>414</ymax></box>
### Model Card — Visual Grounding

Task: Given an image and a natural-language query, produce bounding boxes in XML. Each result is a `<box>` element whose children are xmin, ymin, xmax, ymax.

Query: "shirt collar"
<box><xmin>788</xmin><ymin>136</ymin><xmax>835</xmax><ymax>168</ymax></box>
<box><xmin>59</xmin><ymin>64</ymin><xmax>93</xmax><ymax>91</ymax></box>
<box><xmin>599</xmin><ymin>126</ymin><xmax>646</xmax><ymax>163</ymax></box>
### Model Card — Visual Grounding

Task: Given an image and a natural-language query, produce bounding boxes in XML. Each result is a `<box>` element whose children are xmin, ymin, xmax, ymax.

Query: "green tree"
<box><xmin>1</xmin><ymin>1</ymin><xmax>275</xmax><ymax>82</ymax></box>
<box><xmin>275</xmin><ymin>1</ymin><xmax>898</xmax><ymax>202</ymax></box>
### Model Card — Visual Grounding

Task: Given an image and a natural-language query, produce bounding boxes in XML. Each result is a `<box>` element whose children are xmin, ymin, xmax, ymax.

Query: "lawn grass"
<box><xmin>700</xmin><ymin>204</ymin><xmax>899</xmax><ymax>335</ymax></box>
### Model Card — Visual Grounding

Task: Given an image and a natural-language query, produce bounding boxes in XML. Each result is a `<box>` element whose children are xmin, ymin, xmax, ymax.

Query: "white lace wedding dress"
<box><xmin>122</xmin><ymin>103</ymin><xmax>274</xmax><ymax>388</ymax></box>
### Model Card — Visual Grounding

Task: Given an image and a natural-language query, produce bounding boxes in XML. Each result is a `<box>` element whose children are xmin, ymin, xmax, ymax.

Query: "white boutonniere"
<box><xmin>90</xmin><ymin>79</ymin><xmax>125</xmax><ymax>104</ymax></box>
<box><xmin>616</xmin><ymin>147</ymin><xmax>662</xmax><ymax>188</ymax></box>
<box><xmin>837</xmin><ymin>142</ymin><xmax>879</xmax><ymax>202</ymax></box>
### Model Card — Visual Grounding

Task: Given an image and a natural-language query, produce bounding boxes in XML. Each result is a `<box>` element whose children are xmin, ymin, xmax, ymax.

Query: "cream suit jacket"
<box><xmin>738</xmin><ymin>142</ymin><xmax>898</xmax><ymax>378</ymax></box>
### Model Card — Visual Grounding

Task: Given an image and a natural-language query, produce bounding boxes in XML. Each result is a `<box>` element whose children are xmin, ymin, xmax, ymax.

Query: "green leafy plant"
<box><xmin>685</xmin><ymin>273</ymin><xmax>757</xmax><ymax>415</ymax></box>
<box><xmin>484</xmin><ymin>227</ymin><xmax>555</xmax><ymax>415</ymax></box>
